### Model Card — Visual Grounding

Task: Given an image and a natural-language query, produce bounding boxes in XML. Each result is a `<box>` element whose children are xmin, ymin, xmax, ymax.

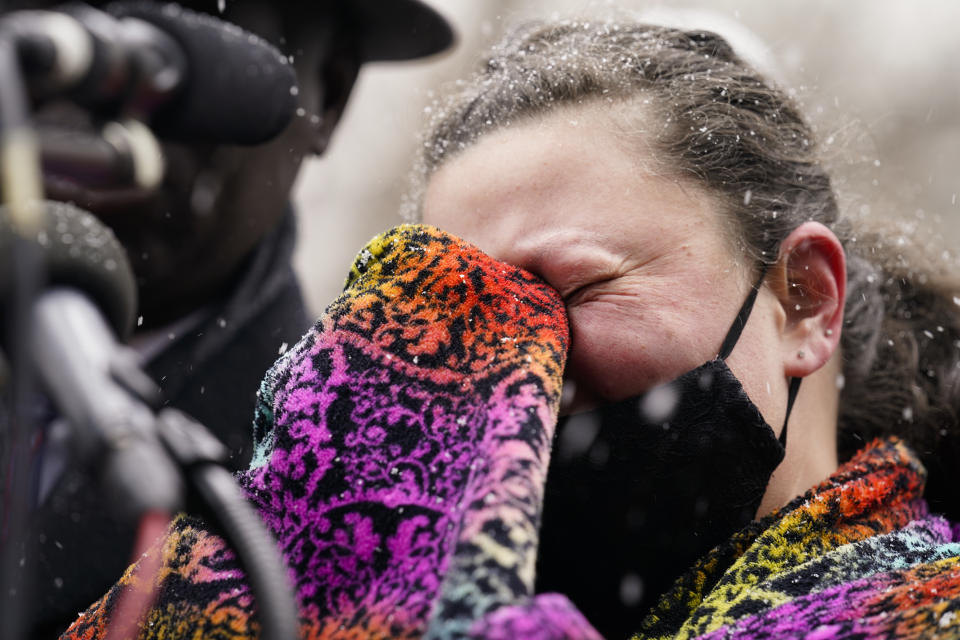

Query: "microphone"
<box><xmin>0</xmin><ymin>199</ymin><xmax>136</xmax><ymax>338</ymax></box>
<box><xmin>3</xmin><ymin>1</ymin><xmax>298</xmax><ymax>145</ymax></box>
<box><xmin>0</xmin><ymin>200</ymin><xmax>181</xmax><ymax>519</ymax></box>
<box><xmin>36</xmin><ymin>120</ymin><xmax>161</xmax><ymax>191</ymax></box>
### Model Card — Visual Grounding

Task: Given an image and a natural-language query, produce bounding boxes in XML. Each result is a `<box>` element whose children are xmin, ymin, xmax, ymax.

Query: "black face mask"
<box><xmin>534</xmin><ymin>272</ymin><xmax>802</xmax><ymax>639</ymax></box>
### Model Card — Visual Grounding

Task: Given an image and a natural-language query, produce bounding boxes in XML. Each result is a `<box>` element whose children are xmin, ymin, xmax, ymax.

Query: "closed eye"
<box><xmin>562</xmin><ymin>276</ymin><xmax>619</xmax><ymax>306</ymax></box>
<box><xmin>562</xmin><ymin>282</ymin><xmax>591</xmax><ymax>304</ymax></box>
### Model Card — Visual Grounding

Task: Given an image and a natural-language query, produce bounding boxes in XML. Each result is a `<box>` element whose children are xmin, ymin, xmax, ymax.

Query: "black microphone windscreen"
<box><xmin>105</xmin><ymin>1</ymin><xmax>299</xmax><ymax>145</ymax></box>
<box><xmin>0</xmin><ymin>201</ymin><xmax>137</xmax><ymax>339</ymax></box>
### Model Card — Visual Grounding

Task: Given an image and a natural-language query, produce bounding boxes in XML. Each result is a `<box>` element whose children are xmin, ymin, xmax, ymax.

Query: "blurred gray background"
<box><xmin>293</xmin><ymin>0</ymin><xmax>960</xmax><ymax>317</ymax></box>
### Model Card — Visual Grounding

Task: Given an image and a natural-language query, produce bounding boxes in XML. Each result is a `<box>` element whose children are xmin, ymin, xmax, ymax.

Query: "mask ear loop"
<box><xmin>716</xmin><ymin>264</ymin><xmax>801</xmax><ymax>449</ymax></box>
<box><xmin>780</xmin><ymin>377</ymin><xmax>802</xmax><ymax>448</ymax></box>
<box><xmin>716</xmin><ymin>266</ymin><xmax>768</xmax><ymax>361</ymax></box>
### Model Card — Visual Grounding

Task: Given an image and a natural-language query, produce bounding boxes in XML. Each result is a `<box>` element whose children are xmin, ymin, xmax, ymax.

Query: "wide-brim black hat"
<box><xmin>349</xmin><ymin>0</ymin><xmax>455</xmax><ymax>62</ymax></box>
<box><xmin>15</xmin><ymin>0</ymin><xmax>457</xmax><ymax>62</ymax></box>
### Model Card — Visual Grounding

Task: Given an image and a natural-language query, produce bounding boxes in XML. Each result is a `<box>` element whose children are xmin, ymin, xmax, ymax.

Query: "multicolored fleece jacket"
<box><xmin>62</xmin><ymin>225</ymin><xmax>960</xmax><ymax>639</ymax></box>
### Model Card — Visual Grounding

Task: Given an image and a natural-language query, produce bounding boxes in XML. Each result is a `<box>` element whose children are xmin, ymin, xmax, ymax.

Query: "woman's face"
<box><xmin>422</xmin><ymin>105</ymin><xmax>792</xmax><ymax>427</ymax></box>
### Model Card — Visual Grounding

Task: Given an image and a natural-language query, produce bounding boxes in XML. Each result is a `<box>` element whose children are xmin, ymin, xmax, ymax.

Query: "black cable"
<box><xmin>156</xmin><ymin>408</ymin><xmax>299</xmax><ymax>640</ymax></box>
<box><xmin>0</xmin><ymin>27</ymin><xmax>44</xmax><ymax>640</ymax></box>
<box><xmin>0</xmin><ymin>27</ymin><xmax>31</xmax><ymax>130</ymax></box>
<box><xmin>193</xmin><ymin>465</ymin><xmax>300</xmax><ymax>640</ymax></box>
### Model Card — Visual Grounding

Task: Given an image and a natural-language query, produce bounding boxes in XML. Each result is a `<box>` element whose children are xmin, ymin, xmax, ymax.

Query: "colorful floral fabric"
<box><xmin>62</xmin><ymin>225</ymin><xmax>593</xmax><ymax>639</ymax></box>
<box><xmin>62</xmin><ymin>225</ymin><xmax>960</xmax><ymax>639</ymax></box>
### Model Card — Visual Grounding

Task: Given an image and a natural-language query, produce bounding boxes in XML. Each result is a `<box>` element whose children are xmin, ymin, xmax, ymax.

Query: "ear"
<box><xmin>768</xmin><ymin>221</ymin><xmax>846</xmax><ymax>378</ymax></box>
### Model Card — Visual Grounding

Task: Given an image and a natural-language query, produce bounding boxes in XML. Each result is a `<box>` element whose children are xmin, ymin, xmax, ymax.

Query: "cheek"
<box><xmin>561</xmin><ymin>269</ymin><xmax>747</xmax><ymax>404</ymax></box>
<box><xmin>564</xmin><ymin>296</ymin><xmax>710</xmax><ymax>402</ymax></box>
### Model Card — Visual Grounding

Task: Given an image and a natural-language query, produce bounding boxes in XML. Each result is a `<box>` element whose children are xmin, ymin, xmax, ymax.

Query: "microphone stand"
<box><xmin>0</xmin><ymin>15</ymin><xmax>298</xmax><ymax>640</ymax></box>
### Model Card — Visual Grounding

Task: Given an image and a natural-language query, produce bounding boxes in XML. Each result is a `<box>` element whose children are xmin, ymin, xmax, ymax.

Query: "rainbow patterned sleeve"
<box><xmin>61</xmin><ymin>224</ymin><xmax>600</xmax><ymax>639</ymax></box>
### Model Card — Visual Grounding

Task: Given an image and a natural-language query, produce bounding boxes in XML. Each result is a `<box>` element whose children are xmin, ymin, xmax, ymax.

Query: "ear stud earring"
<box><xmin>797</xmin><ymin>350</ymin><xmax>806</xmax><ymax>359</ymax></box>
<box><xmin>825</xmin><ymin>328</ymin><xmax>834</xmax><ymax>336</ymax></box>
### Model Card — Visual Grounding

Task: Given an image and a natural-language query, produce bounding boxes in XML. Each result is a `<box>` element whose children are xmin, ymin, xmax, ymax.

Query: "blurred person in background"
<box><xmin>3</xmin><ymin>0</ymin><xmax>453</xmax><ymax>636</ymax></box>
